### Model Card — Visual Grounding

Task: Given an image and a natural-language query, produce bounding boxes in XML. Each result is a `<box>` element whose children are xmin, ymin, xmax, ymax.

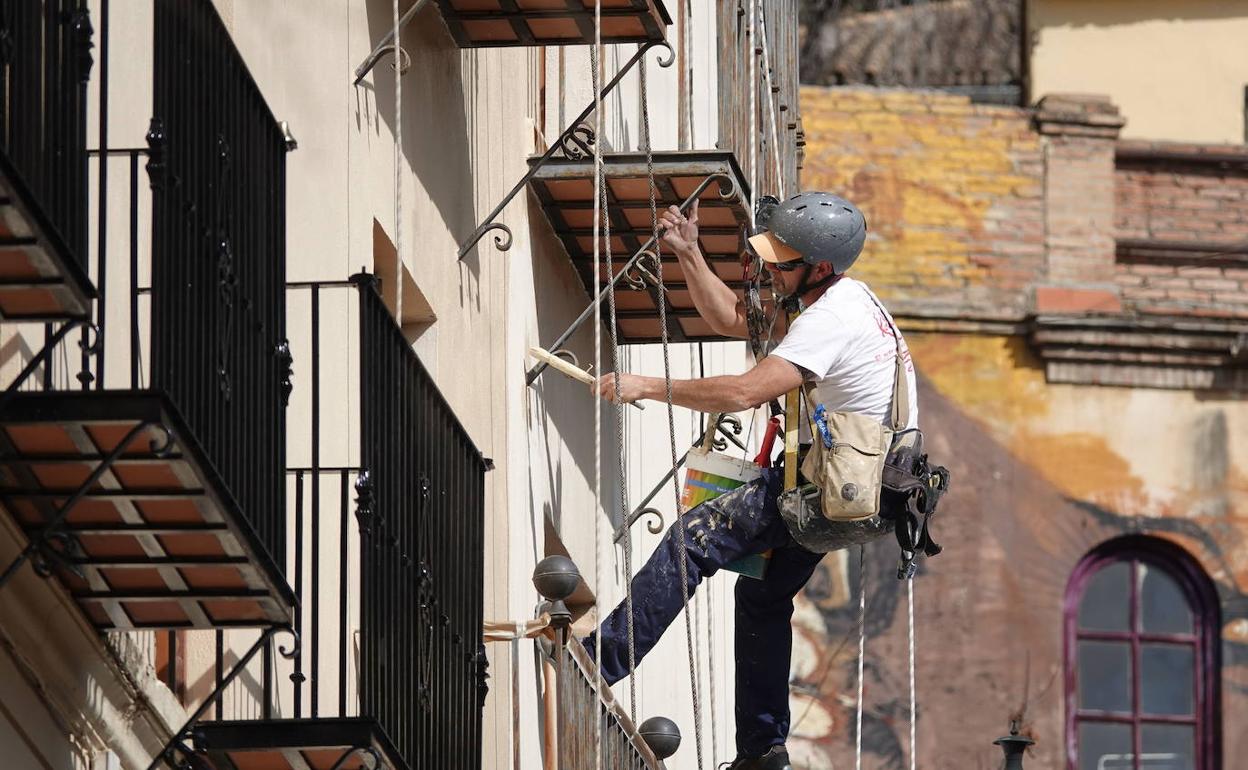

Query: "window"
<box><xmin>1066</xmin><ymin>537</ymin><xmax>1219</xmax><ymax>770</ymax></box>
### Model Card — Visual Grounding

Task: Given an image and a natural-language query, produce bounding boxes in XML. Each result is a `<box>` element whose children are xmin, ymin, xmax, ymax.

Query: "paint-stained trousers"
<box><xmin>586</xmin><ymin>467</ymin><xmax>823</xmax><ymax>757</ymax></box>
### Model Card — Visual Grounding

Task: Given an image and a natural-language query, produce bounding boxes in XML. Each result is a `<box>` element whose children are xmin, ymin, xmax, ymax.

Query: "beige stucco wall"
<box><xmin>1030</xmin><ymin>0</ymin><xmax>1248</xmax><ymax>144</ymax></box>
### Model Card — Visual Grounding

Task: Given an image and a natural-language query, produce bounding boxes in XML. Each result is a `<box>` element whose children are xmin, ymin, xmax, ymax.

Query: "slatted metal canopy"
<box><xmin>0</xmin><ymin>154</ymin><xmax>95</xmax><ymax>320</ymax></box>
<box><xmin>433</xmin><ymin>0</ymin><xmax>671</xmax><ymax>48</ymax></box>
<box><xmin>527</xmin><ymin>150</ymin><xmax>763</xmax><ymax>343</ymax></box>
<box><xmin>0</xmin><ymin>391</ymin><xmax>294</xmax><ymax>630</ymax></box>
<box><xmin>192</xmin><ymin>719</ymin><xmax>408</xmax><ymax>770</ymax></box>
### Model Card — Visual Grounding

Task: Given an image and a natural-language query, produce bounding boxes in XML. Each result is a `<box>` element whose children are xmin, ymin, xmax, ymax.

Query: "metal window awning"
<box><xmin>0</xmin><ymin>391</ymin><xmax>295</xmax><ymax>630</ymax></box>
<box><xmin>433</xmin><ymin>0</ymin><xmax>671</xmax><ymax>48</ymax></box>
<box><xmin>0</xmin><ymin>153</ymin><xmax>96</xmax><ymax>321</ymax></box>
<box><xmin>527</xmin><ymin>150</ymin><xmax>761</xmax><ymax>343</ymax></box>
<box><xmin>191</xmin><ymin>718</ymin><xmax>408</xmax><ymax>770</ymax></box>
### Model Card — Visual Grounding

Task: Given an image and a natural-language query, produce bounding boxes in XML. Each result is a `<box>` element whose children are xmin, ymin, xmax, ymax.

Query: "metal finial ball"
<box><xmin>638</xmin><ymin>716</ymin><xmax>681</xmax><ymax>759</ymax></box>
<box><xmin>532</xmin><ymin>555</ymin><xmax>580</xmax><ymax>602</ymax></box>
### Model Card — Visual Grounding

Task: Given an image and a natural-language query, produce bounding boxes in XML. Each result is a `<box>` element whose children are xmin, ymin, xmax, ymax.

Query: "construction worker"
<box><xmin>588</xmin><ymin>192</ymin><xmax>919</xmax><ymax>770</ymax></box>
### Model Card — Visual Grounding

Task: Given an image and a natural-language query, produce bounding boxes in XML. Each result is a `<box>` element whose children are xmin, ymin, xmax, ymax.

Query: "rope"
<box><xmin>639</xmin><ymin>51</ymin><xmax>706</xmax><ymax>770</ymax></box>
<box><xmin>908</xmin><ymin>576</ymin><xmax>917</xmax><ymax>770</ymax></box>
<box><xmin>706</xmin><ymin>578</ymin><xmax>719</xmax><ymax>765</ymax></box>
<box><xmin>854</xmin><ymin>545</ymin><xmax>866</xmax><ymax>770</ymax></box>
<box><xmin>392</xmin><ymin>0</ymin><xmax>402</xmax><ymax>270</ymax></box>
<box><xmin>755</xmin><ymin>0</ymin><xmax>785</xmax><ymax>198</ymax></box>
<box><xmin>591</xmin><ymin>3</ymin><xmax>605</xmax><ymax>767</ymax></box>
<box><xmin>592</xmin><ymin>38</ymin><xmax>637</xmax><ymax>722</ymax></box>
<box><xmin>746</xmin><ymin>0</ymin><xmax>757</xmax><ymax>225</ymax></box>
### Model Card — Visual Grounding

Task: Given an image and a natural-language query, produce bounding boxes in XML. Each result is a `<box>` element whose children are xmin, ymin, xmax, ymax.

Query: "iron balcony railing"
<box><xmin>0</xmin><ymin>0</ymin><xmax>93</xmax><ymax>267</ymax></box>
<box><xmin>357</xmin><ymin>275</ymin><xmax>488</xmax><ymax>769</ymax></box>
<box><xmin>148</xmin><ymin>0</ymin><xmax>289</xmax><ymax>567</ymax></box>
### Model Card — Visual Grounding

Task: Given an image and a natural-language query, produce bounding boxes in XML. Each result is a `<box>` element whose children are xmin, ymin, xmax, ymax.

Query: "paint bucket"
<box><xmin>681</xmin><ymin>449</ymin><xmax>771</xmax><ymax>579</ymax></box>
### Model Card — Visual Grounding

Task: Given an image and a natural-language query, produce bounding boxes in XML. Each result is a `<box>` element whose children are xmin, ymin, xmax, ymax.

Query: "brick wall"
<box><xmin>799</xmin><ymin>86</ymin><xmax>1044</xmax><ymax>321</ymax></box>
<box><xmin>1114</xmin><ymin>141</ymin><xmax>1248</xmax><ymax>319</ymax></box>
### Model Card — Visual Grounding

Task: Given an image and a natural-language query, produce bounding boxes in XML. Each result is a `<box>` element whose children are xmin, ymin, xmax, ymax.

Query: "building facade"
<box><xmin>794</xmin><ymin>84</ymin><xmax>1248</xmax><ymax>770</ymax></box>
<box><xmin>0</xmin><ymin>1</ymin><xmax>802</xmax><ymax>769</ymax></box>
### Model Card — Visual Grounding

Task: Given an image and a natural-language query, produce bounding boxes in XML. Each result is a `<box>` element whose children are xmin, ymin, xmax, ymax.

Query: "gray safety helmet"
<box><xmin>766</xmin><ymin>192</ymin><xmax>867</xmax><ymax>274</ymax></box>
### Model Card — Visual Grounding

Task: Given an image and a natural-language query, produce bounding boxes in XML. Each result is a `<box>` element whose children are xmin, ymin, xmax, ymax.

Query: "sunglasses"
<box><xmin>769</xmin><ymin>259</ymin><xmax>804</xmax><ymax>272</ymax></box>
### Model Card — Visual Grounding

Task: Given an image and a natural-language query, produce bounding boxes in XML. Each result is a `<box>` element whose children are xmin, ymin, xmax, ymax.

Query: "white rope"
<box><xmin>746</xmin><ymin>0</ymin><xmax>757</xmax><ymax>225</ymax></box>
<box><xmin>640</xmin><ymin>54</ymin><xmax>706</xmax><ymax>769</ymax></box>
<box><xmin>908</xmin><ymin>576</ymin><xmax>917</xmax><ymax>770</ymax></box>
<box><xmin>591</xmin><ymin>4</ymin><xmax>605</xmax><ymax>769</ymax></box>
<box><xmin>392</xmin><ymin>0</ymin><xmax>402</xmax><ymax>269</ymax></box>
<box><xmin>855</xmin><ymin>546</ymin><xmax>866</xmax><ymax>770</ymax></box>
<box><xmin>706</xmin><ymin>579</ymin><xmax>719</xmax><ymax>765</ymax></box>
<box><xmin>755</xmin><ymin>0</ymin><xmax>785</xmax><ymax>198</ymax></box>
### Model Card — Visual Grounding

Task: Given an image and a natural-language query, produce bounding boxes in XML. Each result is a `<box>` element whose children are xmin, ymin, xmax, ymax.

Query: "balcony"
<box><xmin>0</xmin><ymin>1</ymin><xmax>294</xmax><ymax>632</ymax></box>
<box><xmin>527</xmin><ymin>150</ymin><xmax>754</xmax><ymax>344</ymax></box>
<box><xmin>0</xmin><ymin>0</ymin><xmax>97</xmax><ymax>320</ymax></box>
<box><xmin>138</xmin><ymin>277</ymin><xmax>488</xmax><ymax>770</ymax></box>
<box><xmin>433</xmin><ymin>0</ymin><xmax>671</xmax><ymax>48</ymax></box>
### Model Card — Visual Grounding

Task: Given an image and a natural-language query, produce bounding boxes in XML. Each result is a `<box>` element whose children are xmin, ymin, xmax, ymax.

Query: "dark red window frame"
<box><xmin>1064</xmin><ymin>536</ymin><xmax>1221</xmax><ymax>770</ymax></box>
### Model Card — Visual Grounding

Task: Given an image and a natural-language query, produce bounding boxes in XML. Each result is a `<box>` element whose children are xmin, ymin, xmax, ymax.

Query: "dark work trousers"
<box><xmin>585</xmin><ymin>466</ymin><xmax>824</xmax><ymax>757</ymax></box>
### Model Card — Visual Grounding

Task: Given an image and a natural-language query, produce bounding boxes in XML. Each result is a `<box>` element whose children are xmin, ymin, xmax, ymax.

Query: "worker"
<box><xmin>586</xmin><ymin>192</ymin><xmax>920</xmax><ymax>770</ymax></box>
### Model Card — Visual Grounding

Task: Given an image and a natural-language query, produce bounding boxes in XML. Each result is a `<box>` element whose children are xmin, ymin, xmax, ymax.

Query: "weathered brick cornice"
<box><xmin>1029</xmin><ymin>314</ymin><xmax>1248</xmax><ymax>390</ymax></box>
<box><xmin>1033</xmin><ymin>94</ymin><xmax>1126</xmax><ymax>138</ymax></box>
<box><xmin>1116</xmin><ymin>140</ymin><xmax>1248</xmax><ymax>170</ymax></box>
<box><xmin>893</xmin><ymin>310</ymin><xmax>1248</xmax><ymax>390</ymax></box>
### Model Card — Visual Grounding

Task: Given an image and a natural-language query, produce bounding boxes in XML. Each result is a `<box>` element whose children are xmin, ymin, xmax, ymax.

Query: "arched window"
<box><xmin>1065</xmin><ymin>537</ymin><xmax>1220</xmax><ymax>770</ymax></box>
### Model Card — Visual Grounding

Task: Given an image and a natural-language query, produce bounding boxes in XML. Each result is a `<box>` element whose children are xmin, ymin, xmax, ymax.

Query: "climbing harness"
<box><xmin>773</xmin><ymin>284</ymin><xmax>950</xmax><ymax>578</ymax></box>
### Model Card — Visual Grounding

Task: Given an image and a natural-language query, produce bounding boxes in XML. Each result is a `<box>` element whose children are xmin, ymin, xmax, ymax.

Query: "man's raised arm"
<box><xmin>659</xmin><ymin>201</ymin><xmax>750</xmax><ymax>339</ymax></box>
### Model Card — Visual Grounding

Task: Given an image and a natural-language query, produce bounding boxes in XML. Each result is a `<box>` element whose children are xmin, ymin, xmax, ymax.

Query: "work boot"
<box><xmin>722</xmin><ymin>745</ymin><xmax>792</xmax><ymax>770</ymax></box>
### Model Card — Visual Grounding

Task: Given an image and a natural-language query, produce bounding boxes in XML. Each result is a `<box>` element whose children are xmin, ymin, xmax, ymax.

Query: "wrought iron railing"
<box><xmin>148</xmin><ymin>0</ymin><xmax>289</xmax><ymax>568</ymax></box>
<box><xmin>555</xmin><ymin>637</ymin><xmax>665</xmax><ymax>769</ymax></box>
<box><xmin>357</xmin><ymin>275</ymin><xmax>488</xmax><ymax>769</ymax></box>
<box><xmin>0</xmin><ymin>0</ymin><xmax>93</xmax><ymax>266</ymax></box>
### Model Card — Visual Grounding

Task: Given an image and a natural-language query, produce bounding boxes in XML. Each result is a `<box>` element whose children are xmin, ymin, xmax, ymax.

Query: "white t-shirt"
<box><xmin>769</xmin><ymin>277</ymin><xmax>918</xmax><ymax>431</ymax></box>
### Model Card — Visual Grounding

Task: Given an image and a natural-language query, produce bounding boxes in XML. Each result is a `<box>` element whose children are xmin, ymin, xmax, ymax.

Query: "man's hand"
<box><xmin>593</xmin><ymin>372</ymin><xmax>652</xmax><ymax>405</ymax></box>
<box><xmin>658</xmin><ymin>200</ymin><xmax>699</xmax><ymax>257</ymax></box>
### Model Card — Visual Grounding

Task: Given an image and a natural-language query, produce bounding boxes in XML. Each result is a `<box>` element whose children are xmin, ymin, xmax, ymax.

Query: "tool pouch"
<box><xmin>778</xmin><ymin>483</ymin><xmax>893</xmax><ymax>553</ymax></box>
<box><xmin>799</xmin><ymin>408</ymin><xmax>892</xmax><ymax>521</ymax></box>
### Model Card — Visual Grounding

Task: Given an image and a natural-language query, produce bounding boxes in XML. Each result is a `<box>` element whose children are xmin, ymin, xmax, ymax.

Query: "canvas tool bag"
<box><xmin>785</xmin><ymin>295</ymin><xmax>911</xmax><ymax>522</ymax></box>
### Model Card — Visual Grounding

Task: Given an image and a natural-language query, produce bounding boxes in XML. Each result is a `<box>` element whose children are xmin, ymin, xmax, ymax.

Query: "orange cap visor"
<box><xmin>747</xmin><ymin>231</ymin><xmax>803</xmax><ymax>264</ymax></box>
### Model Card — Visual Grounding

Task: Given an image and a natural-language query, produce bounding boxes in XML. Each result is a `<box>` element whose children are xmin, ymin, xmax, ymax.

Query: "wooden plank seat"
<box><xmin>527</xmin><ymin>150</ymin><xmax>764</xmax><ymax>343</ymax></box>
<box><xmin>0</xmin><ymin>152</ymin><xmax>96</xmax><ymax>321</ymax></box>
<box><xmin>0</xmin><ymin>391</ymin><xmax>294</xmax><ymax>630</ymax></box>
<box><xmin>433</xmin><ymin>0</ymin><xmax>670</xmax><ymax>48</ymax></box>
<box><xmin>192</xmin><ymin>718</ymin><xmax>408</xmax><ymax>770</ymax></box>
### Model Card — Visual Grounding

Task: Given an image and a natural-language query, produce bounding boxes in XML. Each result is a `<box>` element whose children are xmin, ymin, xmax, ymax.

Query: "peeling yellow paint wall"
<box><xmin>800</xmin><ymin>86</ymin><xmax>1044</xmax><ymax>320</ymax></box>
<box><xmin>909</xmin><ymin>333</ymin><xmax>1248</xmax><ymax>525</ymax></box>
<box><xmin>796</xmin><ymin>83</ymin><xmax>1248</xmax><ymax>769</ymax></box>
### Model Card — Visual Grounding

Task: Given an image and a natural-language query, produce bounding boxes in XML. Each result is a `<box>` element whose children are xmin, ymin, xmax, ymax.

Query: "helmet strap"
<box><xmin>780</xmin><ymin>269</ymin><xmax>841</xmax><ymax>313</ymax></box>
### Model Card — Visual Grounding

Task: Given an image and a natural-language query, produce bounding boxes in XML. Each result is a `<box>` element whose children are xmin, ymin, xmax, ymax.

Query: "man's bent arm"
<box><xmin>623</xmin><ymin>356</ymin><xmax>801</xmax><ymax>412</ymax></box>
<box><xmin>673</xmin><ymin>245</ymin><xmax>750</xmax><ymax>339</ymax></box>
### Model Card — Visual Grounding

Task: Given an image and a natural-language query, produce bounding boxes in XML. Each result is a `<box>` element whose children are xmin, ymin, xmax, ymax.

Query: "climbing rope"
<box><xmin>639</xmin><ymin>49</ymin><xmax>707</xmax><ymax>769</ymax></box>
<box><xmin>908</xmin><ymin>577</ymin><xmax>917</xmax><ymax>770</ymax></box>
<box><xmin>590</xmin><ymin>37</ymin><xmax>639</xmax><ymax>723</ymax></box>
<box><xmin>392</xmin><ymin>0</ymin><xmax>402</xmax><ymax>268</ymax></box>
<box><xmin>591</xmin><ymin>2</ymin><xmax>605</xmax><ymax>767</ymax></box>
<box><xmin>855</xmin><ymin>545</ymin><xmax>866</xmax><ymax>770</ymax></box>
<box><xmin>747</xmin><ymin>0</ymin><xmax>757</xmax><ymax>223</ymax></box>
<box><xmin>755</xmin><ymin>0</ymin><xmax>786</xmax><ymax>198</ymax></box>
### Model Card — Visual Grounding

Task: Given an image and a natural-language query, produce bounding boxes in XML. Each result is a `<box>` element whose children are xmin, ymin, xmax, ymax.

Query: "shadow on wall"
<box><xmin>785</xmin><ymin>373</ymin><xmax>1248</xmax><ymax>769</ymax></box>
<box><xmin>360</xmin><ymin>1</ymin><xmax>476</xmax><ymax>270</ymax></box>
